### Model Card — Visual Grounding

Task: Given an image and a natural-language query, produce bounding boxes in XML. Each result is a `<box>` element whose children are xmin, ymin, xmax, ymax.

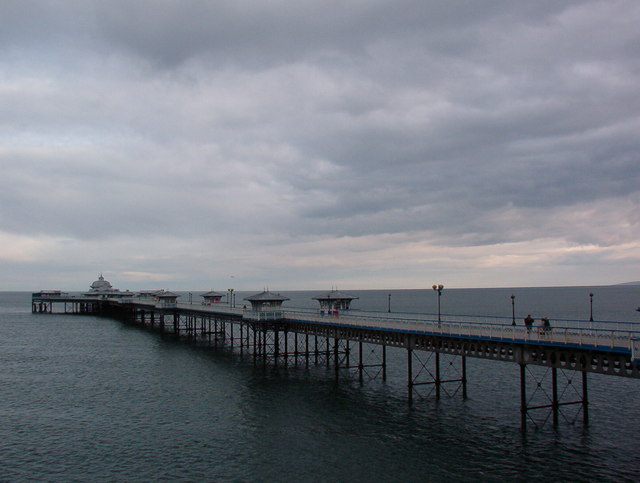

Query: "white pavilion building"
<box><xmin>243</xmin><ymin>290</ymin><xmax>290</xmax><ymax>321</ymax></box>
<box><xmin>84</xmin><ymin>274</ymin><xmax>133</xmax><ymax>299</ymax></box>
<box><xmin>313</xmin><ymin>290</ymin><xmax>358</xmax><ymax>315</ymax></box>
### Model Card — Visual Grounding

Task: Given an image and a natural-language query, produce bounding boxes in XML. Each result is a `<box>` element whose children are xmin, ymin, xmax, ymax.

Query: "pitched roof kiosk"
<box><xmin>243</xmin><ymin>290</ymin><xmax>290</xmax><ymax>321</ymax></box>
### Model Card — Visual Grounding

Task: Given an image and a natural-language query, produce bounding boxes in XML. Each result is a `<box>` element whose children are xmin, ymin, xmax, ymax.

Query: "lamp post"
<box><xmin>228</xmin><ymin>288</ymin><xmax>235</xmax><ymax>308</ymax></box>
<box><xmin>589</xmin><ymin>292</ymin><xmax>594</xmax><ymax>322</ymax></box>
<box><xmin>511</xmin><ymin>294</ymin><xmax>515</xmax><ymax>326</ymax></box>
<box><xmin>188</xmin><ymin>292</ymin><xmax>192</xmax><ymax>304</ymax></box>
<box><xmin>388</xmin><ymin>293</ymin><xmax>391</xmax><ymax>313</ymax></box>
<box><xmin>432</xmin><ymin>284</ymin><xmax>444</xmax><ymax>326</ymax></box>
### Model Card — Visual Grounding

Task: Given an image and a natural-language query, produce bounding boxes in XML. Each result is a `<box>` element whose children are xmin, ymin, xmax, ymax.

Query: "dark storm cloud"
<box><xmin>1</xmin><ymin>0</ymin><xmax>639</xmax><ymax>289</ymax></box>
<box><xmin>1</xmin><ymin>1</ymin><xmax>568</xmax><ymax>66</ymax></box>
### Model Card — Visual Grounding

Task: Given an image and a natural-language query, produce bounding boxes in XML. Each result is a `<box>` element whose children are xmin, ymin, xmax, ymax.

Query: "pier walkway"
<box><xmin>168</xmin><ymin>301</ymin><xmax>640</xmax><ymax>369</ymax></box>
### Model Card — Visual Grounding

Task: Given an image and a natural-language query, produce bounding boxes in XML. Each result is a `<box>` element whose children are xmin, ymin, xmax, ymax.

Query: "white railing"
<box><xmin>632</xmin><ymin>338</ymin><xmax>640</xmax><ymax>363</ymax></box>
<box><xmin>282</xmin><ymin>309</ymin><xmax>639</xmax><ymax>354</ymax></box>
<box><xmin>122</xmin><ymin>301</ymin><xmax>640</xmax><ymax>355</ymax></box>
<box><xmin>175</xmin><ymin>302</ymin><xmax>245</xmax><ymax>315</ymax></box>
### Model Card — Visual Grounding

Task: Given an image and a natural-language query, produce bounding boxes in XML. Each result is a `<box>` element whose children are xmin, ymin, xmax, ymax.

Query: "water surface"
<box><xmin>1</xmin><ymin>288</ymin><xmax>639</xmax><ymax>481</ymax></box>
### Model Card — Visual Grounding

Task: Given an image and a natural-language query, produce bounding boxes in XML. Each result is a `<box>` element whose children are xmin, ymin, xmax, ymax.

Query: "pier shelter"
<box><xmin>313</xmin><ymin>290</ymin><xmax>358</xmax><ymax>315</ymax></box>
<box><xmin>201</xmin><ymin>290</ymin><xmax>225</xmax><ymax>305</ymax></box>
<box><xmin>244</xmin><ymin>290</ymin><xmax>290</xmax><ymax>321</ymax></box>
<box><xmin>155</xmin><ymin>290</ymin><xmax>180</xmax><ymax>308</ymax></box>
<box><xmin>136</xmin><ymin>290</ymin><xmax>164</xmax><ymax>301</ymax></box>
<box><xmin>32</xmin><ymin>290</ymin><xmax>67</xmax><ymax>298</ymax></box>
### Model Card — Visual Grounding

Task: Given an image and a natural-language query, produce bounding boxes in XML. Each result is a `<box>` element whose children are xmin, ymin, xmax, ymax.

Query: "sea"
<box><xmin>1</xmin><ymin>286</ymin><xmax>640</xmax><ymax>482</ymax></box>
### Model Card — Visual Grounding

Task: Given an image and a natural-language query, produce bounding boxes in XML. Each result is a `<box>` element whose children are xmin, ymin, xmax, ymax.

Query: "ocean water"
<box><xmin>1</xmin><ymin>287</ymin><xmax>639</xmax><ymax>482</ymax></box>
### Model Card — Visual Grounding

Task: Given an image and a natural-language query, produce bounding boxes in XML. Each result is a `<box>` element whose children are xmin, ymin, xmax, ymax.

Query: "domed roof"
<box><xmin>89</xmin><ymin>274</ymin><xmax>113</xmax><ymax>292</ymax></box>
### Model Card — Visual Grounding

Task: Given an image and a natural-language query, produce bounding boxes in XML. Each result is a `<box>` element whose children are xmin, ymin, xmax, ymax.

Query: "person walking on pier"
<box><xmin>540</xmin><ymin>316</ymin><xmax>551</xmax><ymax>335</ymax></box>
<box><xmin>524</xmin><ymin>314</ymin><xmax>534</xmax><ymax>333</ymax></box>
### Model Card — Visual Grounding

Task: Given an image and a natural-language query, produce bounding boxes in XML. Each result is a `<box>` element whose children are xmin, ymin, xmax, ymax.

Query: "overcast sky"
<box><xmin>1</xmin><ymin>0</ymin><xmax>639</xmax><ymax>291</ymax></box>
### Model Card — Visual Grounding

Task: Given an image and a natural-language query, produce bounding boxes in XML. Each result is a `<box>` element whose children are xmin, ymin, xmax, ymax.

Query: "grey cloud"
<box><xmin>1</xmin><ymin>1</ymin><xmax>639</xmax><ymax>289</ymax></box>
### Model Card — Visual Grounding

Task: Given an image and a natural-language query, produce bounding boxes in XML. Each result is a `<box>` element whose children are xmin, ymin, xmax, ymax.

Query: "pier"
<box><xmin>32</xmin><ymin>285</ymin><xmax>640</xmax><ymax>431</ymax></box>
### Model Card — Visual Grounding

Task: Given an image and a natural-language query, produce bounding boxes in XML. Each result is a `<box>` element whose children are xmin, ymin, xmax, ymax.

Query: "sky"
<box><xmin>1</xmin><ymin>0</ymin><xmax>639</xmax><ymax>291</ymax></box>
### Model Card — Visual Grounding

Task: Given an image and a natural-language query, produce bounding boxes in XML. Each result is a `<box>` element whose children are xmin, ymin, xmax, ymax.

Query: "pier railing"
<box><xmin>281</xmin><ymin>308</ymin><xmax>640</xmax><ymax>355</ymax></box>
<box><xmin>60</xmin><ymin>298</ymin><xmax>640</xmax><ymax>356</ymax></box>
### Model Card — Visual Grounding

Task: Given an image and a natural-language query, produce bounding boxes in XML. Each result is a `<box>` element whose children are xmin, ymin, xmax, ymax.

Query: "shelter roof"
<box><xmin>244</xmin><ymin>290</ymin><xmax>290</xmax><ymax>302</ymax></box>
<box><xmin>312</xmin><ymin>290</ymin><xmax>358</xmax><ymax>301</ymax></box>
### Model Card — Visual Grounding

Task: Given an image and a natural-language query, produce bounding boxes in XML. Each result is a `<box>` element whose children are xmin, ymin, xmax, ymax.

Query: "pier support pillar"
<box><xmin>382</xmin><ymin>345</ymin><xmax>387</xmax><ymax>381</ymax></box>
<box><xmin>462</xmin><ymin>355</ymin><xmax>467</xmax><ymax>400</ymax></box>
<box><xmin>358</xmin><ymin>340</ymin><xmax>364</xmax><ymax>384</ymax></box>
<box><xmin>520</xmin><ymin>363</ymin><xmax>527</xmax><ymax>431</ymax></box>
<box><xmin>582</xmin><ymin>371</ymin><xmax>589</xmax><ymax>426</ymax></box>
<box><xmin>407</xmin><ymin>348</ymin><xmax>413</xmax><ymax>401</ymax></box>
<box><xmin>435</xmin><ymin>352</ymin><xmax>441</xmax><ymax>400</ymax></box>
<box><xmin>552</xmin><ymin>366</ymin><xmax>559</xmax><ymax>427</ymax></box>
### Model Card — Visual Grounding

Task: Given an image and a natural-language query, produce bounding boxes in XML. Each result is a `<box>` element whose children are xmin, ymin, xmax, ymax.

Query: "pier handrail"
<box><xmin>281</xmin><ymin>305</ymin><xmax>640</xmax><ymax>332</ymax></box>
<box><xmin>41</xmin><ymin>297</ymin><xmax>639</xmax><ymax>355</ymax></box>
<box><xmin>281</xmin><ymin>309</ymin><xmax>639</xmax><ymax>354</ymax></box>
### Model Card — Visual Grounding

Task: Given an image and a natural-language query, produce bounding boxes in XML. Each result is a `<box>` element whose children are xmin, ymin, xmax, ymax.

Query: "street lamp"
<box><xmin>510</xmin><ymin>294</ymin><xmax>515</xmax><ymax>326</ymax></box>
<box><xmin>432</xmin><ymin>284</ymin><xmax>444</xmax><ymax>325</ymax></box>
<box><xmin>589</xmin><ymin>292</ymin><xmax>594</xmax><ymax>322</ymax></box>
<box><xmin>388</xmin><ymin>293</ymin><xmax>391</xmax><ymax>313</ymax></box>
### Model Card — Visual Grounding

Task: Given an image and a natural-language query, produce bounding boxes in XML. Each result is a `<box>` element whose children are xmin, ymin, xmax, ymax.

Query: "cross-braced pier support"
<box><xmin>353</xmin><ymin>340</ymin><xmax>386</xmax><ymax>383</ymax></box>
<box><xmin>519</xmin><ymin>363</ymin><xmax>588</xmax><ymax>431</ymax></box>
<box><xmin>407</xmin><ymin>347</ymin><xmax>467</xmax><ymax>402</ymax></box>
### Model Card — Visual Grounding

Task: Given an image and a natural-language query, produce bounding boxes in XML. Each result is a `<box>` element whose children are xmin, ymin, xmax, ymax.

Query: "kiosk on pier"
<box><xmin>244</xmin><ymin>290</ymin><xmax>290</xmax><ymax>321</ymax></box>
<box><xmin>155</xmin><ymin>290</ymin><xmax>180</xmax><ymax>308</ymax></box>
<box><xmin>313</xmin><ymin>289</ymin><xmax>358</xmax><ymax>315</ymax></box>
<box><xmin>201</xmin><ymin>290</ymin><xmax>225</xmax><ymax>305</ymax></box>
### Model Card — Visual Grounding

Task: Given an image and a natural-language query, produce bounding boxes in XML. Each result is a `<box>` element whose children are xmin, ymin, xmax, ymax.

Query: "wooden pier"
<box><xmin>32</xmin><ymin>292</ymin><xmax>640</xmax><ymax>431</ymax></box>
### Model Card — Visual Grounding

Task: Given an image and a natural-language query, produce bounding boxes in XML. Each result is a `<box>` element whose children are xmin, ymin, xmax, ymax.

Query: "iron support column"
<box><xmin>358</xmin><ymin>340</ymin><xmax>364</xmax><ymax>384</ymax></box>
<box><xmin>435</xmin><ymin>351</ymin><xmax>441</xmax><ymax>400</ymax></box>
<box><xmin>407</xmin><ymin>348</ymin><xmax>413</xmax><ymax>401</ymax></box>
<box><xmin>552</xmin><ymin>366</ymin><xmax>559</xmax><ymax>427</ymax></box>
<box><xmin>462</xmin><ymin>355</ymin><xmax>468</xmax><ymax>400</ymax></box>
<box><xmin>382</xmin><ymin>345</ymin><xmax>387</xmax><ymax>380</ymax></box>
<box><xmin>582</xmin><ymin>370</ymin><xmax>589</xmax><ymax>425</ymax></box>
<box><xmin>520</xmin><ymin>363</ymin><xmax>527</xmax><ymax>431</ymax></box>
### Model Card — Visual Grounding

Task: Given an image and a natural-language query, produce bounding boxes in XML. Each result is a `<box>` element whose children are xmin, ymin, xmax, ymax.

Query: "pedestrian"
<box><xmin>541</xmin><ymin>316</ymin><xmax>551</xmax><ymax>335</ymax></box>
<box><xmin>524</xmin><ymin>314</ymin><xmax>534</xmax><ymax>333</ymax></box>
